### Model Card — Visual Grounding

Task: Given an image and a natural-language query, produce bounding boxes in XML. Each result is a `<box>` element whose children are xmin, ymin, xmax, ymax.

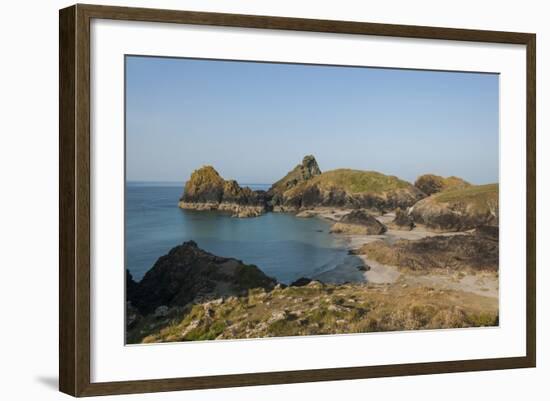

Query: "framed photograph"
<box><xmin>59</xmin><ymin>4</ymin><xmax>536</xmax><ymax>397</ymax></box>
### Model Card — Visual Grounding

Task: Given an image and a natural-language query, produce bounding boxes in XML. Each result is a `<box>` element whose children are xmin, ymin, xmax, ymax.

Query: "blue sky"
<box><xmin>126</xmin><ymin>56</ymin><xmax>499</xmax><ymax>185</ymax></box>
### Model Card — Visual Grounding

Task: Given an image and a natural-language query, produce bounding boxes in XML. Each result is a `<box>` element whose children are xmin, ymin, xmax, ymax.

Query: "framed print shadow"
<box><xmin>59</xmin><ymin>3</ymin><xmax>536</xmax><ymax>397</ymax></box>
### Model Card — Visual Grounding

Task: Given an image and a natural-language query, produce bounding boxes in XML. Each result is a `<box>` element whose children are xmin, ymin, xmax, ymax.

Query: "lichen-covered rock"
<box><xmin>179</xmin><ymin>166</ymin><xmax>268</xmax><ymax>217</ymax></box>
<box><xmin>180</xmin><ymin>165</ymin><xmax>225</xmax><ymax>204</ymax></box>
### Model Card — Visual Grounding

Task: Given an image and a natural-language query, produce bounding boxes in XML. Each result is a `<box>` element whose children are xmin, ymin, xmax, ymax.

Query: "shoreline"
<box><xmin>302</xmin><ymin>208</ymin><xmax>498</xmax><ymax>300</ymax></box>
<box><xmin>174</xmin><ymin>203</ymin><xmax>498</xmax><ymax>300</ymax></box>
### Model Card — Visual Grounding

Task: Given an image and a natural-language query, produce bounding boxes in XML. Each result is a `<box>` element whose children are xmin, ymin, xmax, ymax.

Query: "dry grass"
<box><xmin>132</xmin><ymin>282</ymin><xmax>498</xmax><ymax>344</ymax></box>
<box><xmin>308</xmin><ymin>169</ymin><xmax>411</xmax><ymax>194</ymax></box>
<box><xmin>433</xmin><ymin>183</ymin><xmax>498</xmax><ymax>208</ymax></box>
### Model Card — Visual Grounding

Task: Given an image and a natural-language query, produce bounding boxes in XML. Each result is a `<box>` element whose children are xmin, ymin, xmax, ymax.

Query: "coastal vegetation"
<box><xmin>414</xmin><ymin>174</ymin><xmax>471</xmax><ymax>196</ymax></box>
<box><xmin>410</xmin><ymin>183</ymin><xmax>499</xmax><ymax>231</ymax></box>
<box><xmin>128</xmin><ymin>271</ymin><xmax>498</xmax><ymax>343</ymax></box>
<box><xmin>126</xmin><ymin>155</ymin><xmax>500</xmax><ymax>344</ymax></box>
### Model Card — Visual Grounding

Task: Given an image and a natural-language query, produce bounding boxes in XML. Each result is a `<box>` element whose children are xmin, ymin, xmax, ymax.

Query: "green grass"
<box><xmin>434</xmin><ymin>183</ymin><xmax>498</xmax><ymax>205</ymax></box>
<box><xmin>414</xmin><ymin>174</ymin><xmax>471</xmax><ymax>195</ymax></box>
<box><xmin>290</xmin><ymin>169</ymin><xmax>412</xmax><ymax>195</ymax></box>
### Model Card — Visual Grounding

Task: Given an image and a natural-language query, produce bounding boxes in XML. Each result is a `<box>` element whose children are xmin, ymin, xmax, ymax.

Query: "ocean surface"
<box><xmin>126</xmin><ymin>181</ymin><xmax>361</xmax><ymax>283</ymax></box>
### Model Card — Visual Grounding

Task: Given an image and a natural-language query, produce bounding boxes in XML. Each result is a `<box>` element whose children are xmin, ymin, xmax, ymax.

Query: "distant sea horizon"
<box><xmin>126</xmin><ymin>180</ymin><xmax>273</xmax><ymax>189</ymax></box>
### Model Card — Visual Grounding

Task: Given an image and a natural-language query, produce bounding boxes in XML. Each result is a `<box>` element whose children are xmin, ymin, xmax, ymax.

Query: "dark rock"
<box><xmin>126</xmin><ymin>301</ymin><xmax>141</xmax><ymax>329</ymax></box>
<box><xmin>393</xmin><ymin>208</ymin><xmax>415</xmax><ymax>228</ymax></box>
<box><xmin>475</xmin><ymin>225</ymin><xmax>499</xmax><ymax>240</ymax></box>
<box><xmin>330</xmin><ymin>210</ymin><xmax>387</xmax><ymax>235</ymax></box>
<box><xmin>358</xmin><ymin>231</ymin><xmax>499</xmax><ymax>272</ymax></box>
<box><xmin>129</xmin><ymin>241</ymin><xmax>277</xmax><ymax>314</ymax></box>
<box><xmin>290</xmin><ymin>277</ymin><xmax>312</xmax><ymax>287</ymax></box>
<box><xmin>126</xmin><ymin>269</ymin><xmax>138</xmax><ymax>301</ymax></box>
<box><xmin>356</xmin><ymin>264</ymin><xmax>371</xmax><ymax>272</ymax></box>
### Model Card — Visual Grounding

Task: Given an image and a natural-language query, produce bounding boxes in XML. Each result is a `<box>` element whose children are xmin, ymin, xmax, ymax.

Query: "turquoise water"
<box><xmin>125</xmin><ymin>182</ymin><xmax>360</xmax><ymax>283</ymax></box>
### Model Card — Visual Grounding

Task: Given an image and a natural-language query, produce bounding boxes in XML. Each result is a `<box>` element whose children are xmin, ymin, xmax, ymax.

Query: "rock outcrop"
<box><xmin>272</xmin><ymin>167</ymin><xmax>425</xmax><ymax>212</ymax></box>
<box><xmin>330</xmin><ymin>210</ymin><xmax>387</xmax><ymax>235</ymax></box>
<box><xmin>414</xmin><ymin>174</ymin><xmax>470</xmax><ymax>196</ymax></box>
<box><xmin>356</xmin><ymin>228</ymin><xmax>498</xmax><ymax>272</ymax></box>
<box><xmin>391</xmin><ymin>207</ymin><xmax>416</xmax><ymax>229</ymax></box>
<box><xmin>268</xmin><ymin>155</ymin><xmax>322</xmax><ymax>200</ymax></box>
<box><xmin>128</xmin><ymin>241</ymin><xmax>277</xmax><ymax>314</ymax></box>
<box><xmin>410</xmin><ymin>183</ymin><xmax>498</xmax><ymax>231</ymax></box>
<box><xmin>178</xmin><ymin>166</ymin><xmax>268</xmax><ymax>217</ymax></box>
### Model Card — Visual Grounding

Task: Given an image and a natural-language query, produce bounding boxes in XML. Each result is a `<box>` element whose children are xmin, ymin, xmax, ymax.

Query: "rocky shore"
<box><xmin>126</xmin><ymin>156</ymin><xmax>500</xmax><ymax>343</ymax></box>
<box><xmin>127</xmin><ymin>222</ymin><xmax>499</xmax><ymax>344</ymax></box>
<box><xmin>126</xmin><ymin>240</ymin><xmax>277</xmax><ymax>340</ymax></box>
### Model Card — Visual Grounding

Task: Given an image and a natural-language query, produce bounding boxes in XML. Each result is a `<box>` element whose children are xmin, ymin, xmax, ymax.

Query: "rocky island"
<box><xmin>178</xmin><ymin>166</ymin><xmax>269</xmax><ymax>217</ymax></box>
<box><xmin>178</xmin><ymin>155</ymin><xmax>427</xmax><ymax>217</ymax></box>
<box><xmin>177</xmin><ymin>155</ymin><xmax>498</xmax><ymax>236</ymax></box>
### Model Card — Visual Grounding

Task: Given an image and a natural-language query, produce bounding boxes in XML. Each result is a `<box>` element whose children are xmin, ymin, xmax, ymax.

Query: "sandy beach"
<box><xmin>305</xmin><ymin>209</ymin><xmax>498</xmax><ymax>300</ymax></box>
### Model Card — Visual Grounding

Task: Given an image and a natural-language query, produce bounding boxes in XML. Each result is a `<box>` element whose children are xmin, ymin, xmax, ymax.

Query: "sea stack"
<box><xmin>178</xmin><ymin>166</ymin><xmax>269</xmax><ymax>217</ymax></box>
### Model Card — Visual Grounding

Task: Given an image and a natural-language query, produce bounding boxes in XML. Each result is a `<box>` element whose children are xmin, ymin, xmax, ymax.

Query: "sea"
<box><xmin>125</xmin><ymin>181</ymin><xmax>362</xmax><ymax>284</ymax></box>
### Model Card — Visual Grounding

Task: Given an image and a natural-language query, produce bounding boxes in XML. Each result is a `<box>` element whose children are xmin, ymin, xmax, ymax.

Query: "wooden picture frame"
<box><xmin>59</xmin><ymin>3</ymin><xmax>536</xmax><ymax>397</ymax></box>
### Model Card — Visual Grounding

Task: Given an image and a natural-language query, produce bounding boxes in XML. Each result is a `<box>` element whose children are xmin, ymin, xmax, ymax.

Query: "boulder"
<box><xmin>392</xmin><ymin>208</ymin><xmax>415</xmax><ymax>229</ymax></box>
<box><xmin>330</xmin><ymin>210</ymin><xmax>387</xmax><ymax>235</ymax></box>
<box><xmin>290</xmin><ymin>277</ymin><xmax>312</xmax><ymax>287</ymax></box>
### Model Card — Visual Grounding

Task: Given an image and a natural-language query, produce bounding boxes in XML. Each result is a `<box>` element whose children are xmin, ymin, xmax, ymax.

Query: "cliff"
<box><xmin>409</xmin><ymin>183</ymin><xmax>499</xmax><ymax>231</ymax></box>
